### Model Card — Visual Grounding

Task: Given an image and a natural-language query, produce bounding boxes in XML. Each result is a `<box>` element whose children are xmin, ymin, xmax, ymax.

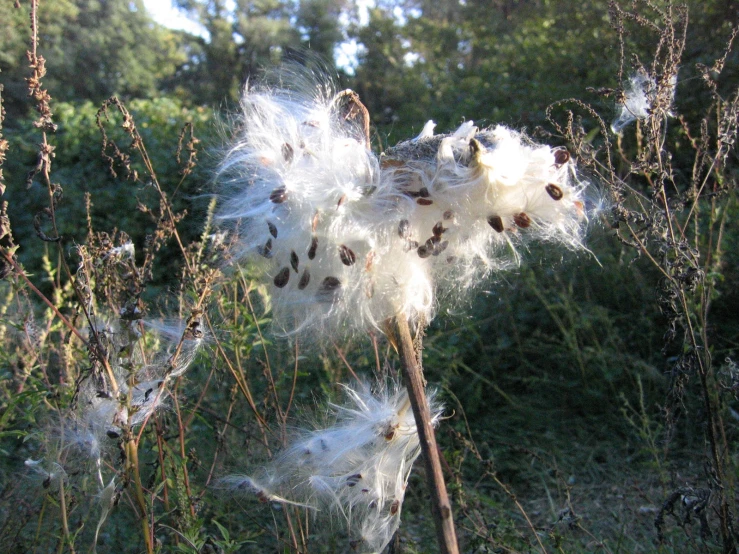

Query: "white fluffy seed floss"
<box><xmin>218</xmin><ymin>382</ymin><xmax>442</xmax><ymax>553</ymax></box>
<box><xmin>24</xmin><ymin>314</ymin><xmax>204</xmax><ymax>550</ymax></box>
<box><xmin>217</xmin><ymin>79</ymin><xmax>591</xmax><ymax>337</ymax></box>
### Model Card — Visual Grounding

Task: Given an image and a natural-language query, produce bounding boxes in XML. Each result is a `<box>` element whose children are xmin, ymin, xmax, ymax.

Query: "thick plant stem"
<box><xmin>395</xmin><ymin>314</ymin><xmax>459</xmax><ymax>554</ymax></box>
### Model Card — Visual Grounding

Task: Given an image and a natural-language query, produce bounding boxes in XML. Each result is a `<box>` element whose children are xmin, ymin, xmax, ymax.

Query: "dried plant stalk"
<box><xmin>395</xmin><ymin>314</ymin><xmax>459</xmax><ymax>554</ymax></box>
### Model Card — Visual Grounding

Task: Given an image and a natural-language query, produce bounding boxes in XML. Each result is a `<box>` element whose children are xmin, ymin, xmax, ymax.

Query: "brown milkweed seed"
<box><xmin>308</xmin><ymin>236</ymin><xmax>318</xmax><ymax>259</ymax></box>
<box><xmin>417</xmin><ymin>198</ymin><xmax>433</xmax><ymax>206</ymax></box>
<box><xmin>346</xmin><ymin>474</ymin><xmax>362</xmax><ymax>487</ymax></box>
<box><xmin>365</xmin><ymin>251</ymin><xmax>375</xmax><ymax>271</ymax></box>
<box><xmin>390</xmin><ymin>499</ymin><xmax>400</xmax><ymax>515</ymax></box>
<box><xmin>381</xmin><ymin>158</ymin><xmax>404</xmax><ymax>168</ymax></box>
<box><xmin>432</xmin><ymin>221</ymin><xmax>446</xmax><ymax>237</ymax></box>
<box><xmin>273</xmin><ymin>267</ymin><xmax>290</xmax><ymax>288</ymax></box>
<box><xmin>545</xmin><ymin>183</ymin><xmax>564</xmax><ymax>201</ymax></box>
<box><xmin>290</xmin><ymin>251</ymin><xmax>299</xmax><ymax>272</ymax></box>
<box><xmin>339</xmin><ymin>244</ymin><xmax>356</xmax><ymax>266</ymax></box>
<box><xmin>311</xmin><ymin>211</ymin><xmax>320</xmax><ymax>232</ymax></box>
<box><xmin>267</xmin><ymin>221</ymin><xmax>278</xmax><ymax>238</ymax></box>
<box><xmin>398</xmin><ymin>219</ymin><xmax>410</xmax><ymax>238</ymax></box>
<box><xmin>282</xmin><ymin>143</ymin><xmax>294</xmax><ymax>162</ymax></box>
<box><xmin>513</xmin><ymin>212</ymin><xmax>531</xmax><ymax>228</ymax></box>
<box><xmin>317</xmin><ymin>276</ymin><xmax>341</xmax><ymax>301</ymax></box>
<box><xmin>574</xmin><ymin>200</ymin><xmax>584</xmax><ymax>217</ymax></box>
<box><xmin>270</xmin><ymin>186</ymin><xmax>288</xmax><ymax>203</ymax></box>
<box><xmin>433</xmin><ymin>241</ymin><xmax>449</xmax><ymax>256</ymax></box>
<box><xmin>257</xmin><ymin>238</ymin><xmax>273</xmax><ymax>258</ymax></box>
<box><xmin>554</xmin><ymin>149</ymin><xmax>570</xmax><ymax>166</ymax></box>
<box><xmin>298</xmin><ymin>269</ymin><xmax>310</xmax><ymax>290</ymax></box>
<box><xmin>487</xmin><ymin>215</ymin><xmax>505</xmax><ymax>233</ymax></box>
<box><xmin>417</xmin><ymin>245</ymin><xmax>432</xmax><ymax>258</ymax></box>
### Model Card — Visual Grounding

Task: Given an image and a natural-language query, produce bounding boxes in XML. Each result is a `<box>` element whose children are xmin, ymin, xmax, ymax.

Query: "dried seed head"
<box><xmin>217</xmin><ymin>382</ymin><xmax>442</xmax><ymax>554</ymax></box>
<box><xmin>216</xmin><ymin>76</ymin><xmax>593</xmax><ymax>338</ymax></box>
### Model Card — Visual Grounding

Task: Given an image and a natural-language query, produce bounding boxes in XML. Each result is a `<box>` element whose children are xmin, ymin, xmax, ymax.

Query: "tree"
<box><xmin>0</xmin><ymin>0</ymin><xmax>187</xmax><ymax>116</ymax></box>
<box><xmin>172</xmin><ymin>0</ymin><xmax>349</xmax><ymax>105</ymax></box>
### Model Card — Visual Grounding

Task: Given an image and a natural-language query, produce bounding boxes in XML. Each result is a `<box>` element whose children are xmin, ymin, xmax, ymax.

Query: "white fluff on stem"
<box><xmin>611</xmin><ymin>70</ymin><xmax>677</xmax><ymax>134</ymax></box>
<box><xmin>217</xmin><ymin>74</ymin><xmax>592</xmax><ymax>337</ymax></box>
<box><xmin>219</xmin><ymin>382</ymin><xmax>442</xmax><ymax>553</ymax></box>
<box><xmin>26</xmin><ymin>316</ymin><xmax>204</xmax><ymax>500</ymax></box>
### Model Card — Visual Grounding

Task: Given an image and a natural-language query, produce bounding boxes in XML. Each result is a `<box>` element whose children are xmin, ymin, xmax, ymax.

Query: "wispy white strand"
<box><xmin>218</xmin><ymin>381</ymin><xmax>442</xmax><ymax>553</ymax></box>
<box><xmin>73</xmin><ymin>316</ymin><xmax>205</xmax><ymax>438</ymax></box>
<box><xmin>612</xmin><ymin>70</ymin><xmax>677</xmax><ymax>134</ymax></box>
<box><xmin>217</xmin><ymin>74</ymin><xmax>593</xmax><ymax>337</ymax></box>
<box><xmin>25</xmin><ymin>313</ymin><xmax>204</xmax><ymax>515</ymax></box>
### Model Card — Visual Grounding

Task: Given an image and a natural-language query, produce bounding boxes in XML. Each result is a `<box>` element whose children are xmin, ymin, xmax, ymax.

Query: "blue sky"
<box><xmin>143</xmin><ymin>0</ymin><xmax>208</xmax><ymax>38</ymax></box>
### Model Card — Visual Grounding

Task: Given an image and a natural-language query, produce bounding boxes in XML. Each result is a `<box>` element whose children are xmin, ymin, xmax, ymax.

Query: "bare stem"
<box><xmin>57</xmin><ymin>476</ymin><xmax>76</xmax><ymax>554</ymax></box>
<box><xmin>394</xmin><ymin>314</ymin><xmax>459</xmax><ymax>554</ymax></box>
<box><xmin>126</xmin><ymin>438</ymin><xmax>154</xmax><ymax>554</ymax></box>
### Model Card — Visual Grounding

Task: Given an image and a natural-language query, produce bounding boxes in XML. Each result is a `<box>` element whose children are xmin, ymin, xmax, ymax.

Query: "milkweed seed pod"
<box><xmin>219</xmin><ymin>382</ymin><xmax>442</xmax><ymax>553</ymax></box>
<box><xmin>217</xmin><ymin>73</ymin><xmax>592</xmax><ymax>336</ymax></box>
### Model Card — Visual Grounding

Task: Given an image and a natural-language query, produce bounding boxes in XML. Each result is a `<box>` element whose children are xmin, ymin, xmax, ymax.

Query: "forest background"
<box><xmin>0</xmin><ymin>0</ymin><xmax>738</xmax><ymax>552</ymax></box>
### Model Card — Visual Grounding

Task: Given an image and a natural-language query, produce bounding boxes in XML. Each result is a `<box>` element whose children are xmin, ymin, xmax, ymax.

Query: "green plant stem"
<box><xmin>395</xmin><ymin>314</ymin><xmax>459</xmax><ymax>554</ymax></box>
<box><xmin>57</xmin><ymin>477</ymin><xmax>76</xmax><ymax>554</ymax></box>
<box><xmin>126</xmin><ymin>438</ymin><xmax>154</xmax><ymax>554</ymax></box>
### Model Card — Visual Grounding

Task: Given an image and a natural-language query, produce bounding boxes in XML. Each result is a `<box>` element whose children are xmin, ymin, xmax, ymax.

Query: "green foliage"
<box><xmin>171</xmin><ymin>0</ymin><xmax>347</xmax><ymax>104</ymax></box>
<box><xmin>0</xmin><ymin>0</ymin><xmax>187</xmax><ymax>116</ymax></box>
<box><xmin>4</xmin><ymin>96</ymin><xmax>214</xmax><ymax>287</ymax></box>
